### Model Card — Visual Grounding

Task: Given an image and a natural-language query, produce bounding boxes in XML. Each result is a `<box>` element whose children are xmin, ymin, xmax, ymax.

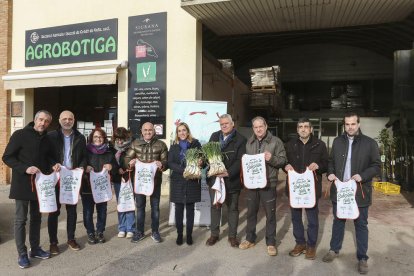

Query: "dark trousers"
<box><xmin>15</xmin><ymin>200</ymin><xmax>41</xmax><ymax>256</ymax></box>
<box><xmin>330</xmin><ymin>202</ymin><xmax>369</xmax><ymax>260</ymax></box>
<box><xmin>81</xmin><ymin>194</ymin><xmax>107</xmax><ymax>234</ymax></box>
<box><xmin>245</xmin><ymin>187</ymin><xmax>276</xmax><ymax>246</ymax></box>
<box><xmin>175</xmin><ymin>203</ymin><xmax>195</xmax><ymax>236</ymax></box>
<box><xmin>135</xmin><ymin>184</ymin><xmax>161</xmax><ymax>233</ymax></box>
<box><xmin>48</xmin><ymin>200</ymin><xmax>77</xmax><ymax>243</ymax></box>
<box><xmin>291</xmin><ymin>203</ymin><xmax>319</xmax><ymax>247</ymax></box>
<box><xmin>209</xmin><ymin>189</ymin><xmax>240</xmax><ymax>238</ymax></box>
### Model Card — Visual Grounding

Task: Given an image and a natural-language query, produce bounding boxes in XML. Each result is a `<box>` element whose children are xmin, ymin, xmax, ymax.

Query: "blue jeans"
<box><xmin>14</xmin><ymin>200</ymin><xmax>41</xmax><ymax>256</ymax></box>
<box><xmin>135</xmin><ymin>184</ymin><xmax>161</xmax><ymax>233</ymax></box>
<box><xmin>330</xmin><ymin>202</ymin><xmax>369</xmax><ymax>260</ymax></box>
<box><xmin>81</xmin><ymin>194</ymin><xmax>107</xmax><ymax>234</ymax></box>
<box><xmin>114</xmin><ymin>183</ymin><xmax>136</xmax><ymax>232</ymax></box>
<box><xmin>291</xmin><ymin>203</ymin><xmax>319</xmax><ymax>247</ymax></box>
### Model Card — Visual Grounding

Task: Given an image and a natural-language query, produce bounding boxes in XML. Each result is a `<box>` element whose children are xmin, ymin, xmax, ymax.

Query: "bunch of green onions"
<box><xmin>183</xmin><ymin>148</ymin><xmax>203</xmax><ymax>179</ymax></box>
<box><xmin>202</xmin><ymin>142</ymin><xmax>227</xmax><ymax>177</ymax></box>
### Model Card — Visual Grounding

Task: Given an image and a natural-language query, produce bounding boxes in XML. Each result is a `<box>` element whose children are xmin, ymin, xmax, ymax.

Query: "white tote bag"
<box><xmin>89</xmin><ymin>168</ymin><xmax>113</xmax><ymax>203</ymax></box>
<box><xmin>134</xmin><ymin>160</ymin><xmax>158</xmax><ymax>196</ymax></box>
<box><xmin>335</xmin><ymin>179</ymin><xmax>359</xmax><ymax>219</ymax></box>
<box><xmin>211</xmin><ymin>177</ymin><xmax>226</xmax><ymax>205</ymax></box>
<box><xmin>58</xmin><ymin>166</ymin><xmax>83</xmax><ymax>205</ymax></box>
<box><xmin>34</xmin><ymin>172</ymin><xmax>58</xmax><ymax>213</ymax></box>
<box><xmin>288</xmin><ymin>168</ymin><xmax>316</xmax><ymax>208</ymax></box>
<box><xmin>241</xmin><ymin>153</ymin><xmax>267</xmax><ymax>189</ymax></box>
<box><xmin>117</xmin><ymin>177</ymin><xmax>135</xmax><ymax>212</ymax></box>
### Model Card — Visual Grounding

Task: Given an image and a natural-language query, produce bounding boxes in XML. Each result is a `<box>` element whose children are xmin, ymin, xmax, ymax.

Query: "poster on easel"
<box><xmin>168</xmin><ymin>100</ymin><xmax>227</xmax><ymax>226</ymax></box>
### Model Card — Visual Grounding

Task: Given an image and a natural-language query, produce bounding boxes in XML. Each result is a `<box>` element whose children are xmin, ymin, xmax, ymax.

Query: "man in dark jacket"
<box><xmin>239</xmin><ymin>116</ymin><xmax>286</xmax><ymax>256</ymax></box>
<box><xmin>322</xmin><ymin>112</ymin><xmax>380</xmax><ymax>275</ymax></box>
<box><xmin>124</xmin><ymin>122</ymin><xmax>168</xmax><ymax>243</ymax></box>
<box><xmin>2</xmin><ymin>110</ymin><xmax>58</xmax><ymax>269</ymax></box>
<box><xmin>284</xmin><ymin>118</ymin><xmax>328</xmax><ymax>260</ymax></box>
<box><xmin>205</xmin><ymin>114</ymin><xmax>247</xmax><ymax>248</ymax></box>
<box><xmin>47</xmin><ymin>110</ymin><xmax>87</xmax><ymax>254</ymax></box>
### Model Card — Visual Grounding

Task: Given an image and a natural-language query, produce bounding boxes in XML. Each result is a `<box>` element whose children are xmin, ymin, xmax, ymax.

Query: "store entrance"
<box><xmin>34</xmin><ymin>84</ymin><xmax>118</xmax><ymax>132</ymax></box>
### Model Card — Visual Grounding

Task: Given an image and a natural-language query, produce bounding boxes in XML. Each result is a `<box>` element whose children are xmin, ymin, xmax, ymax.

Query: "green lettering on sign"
<box><xmin>52</xmin><ymin>43</ymin><xmax>61</xmax><ymax>58</ymax></box>
<box><xmin>71</xmin><ymin>40</ymin><xmax>81</xmax><ymax>56</ymax></box>
<box><xmin>26</xmin><ymin>36</ymin><xmax>117</xmax><ymax>61</ymax></box>
<box><xmin>26</xmin><ymin>46</ymin><xmax>34</xmax><ymax>60</ymax></box>
<box><xmin>106</xmin><ymin>36</ymin><xmax>116</xmax><ymax>53</ymax></box>
<box><xmin>35</xmin><ymin>45</ymin><xmax>43</xmax><ymax>60</ymax></box>
<box><xmin>62</xmin><ymin>41</ymin><xmax>70</xmax><ymax>57</ymax></box>
<box><xmin>43</xmin><ymin>44</ymin><xmax>52</xmax><ymax>59</ymax></box>
<box><xmin>95</xmin><ymin>37</ymin><xmax>105</xmax><ymax>54</ymax></box>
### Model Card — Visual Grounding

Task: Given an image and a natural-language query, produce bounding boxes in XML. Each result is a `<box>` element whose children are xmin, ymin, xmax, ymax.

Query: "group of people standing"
<box><xmin>2</xmin><ymin>110</ymin><xmax>380</xmax><ymax>275</ymax></box>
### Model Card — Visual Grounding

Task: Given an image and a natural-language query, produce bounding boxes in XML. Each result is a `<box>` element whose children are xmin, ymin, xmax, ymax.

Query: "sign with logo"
<box><xmin>25</xmin><ymin>19</ymin><xmax>118</xmax><ymax>67</ymax></box>
<box><xmin>128</xmin><ymin>13</ymin><xmax>167</xmax><ymax>138</ymax></box>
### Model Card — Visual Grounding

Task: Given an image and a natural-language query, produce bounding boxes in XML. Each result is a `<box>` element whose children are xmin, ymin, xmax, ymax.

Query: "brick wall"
<box><xmin>0</xmin><ymin>0</ymin><xmax>11</xmax><ymax>184</ymax></box>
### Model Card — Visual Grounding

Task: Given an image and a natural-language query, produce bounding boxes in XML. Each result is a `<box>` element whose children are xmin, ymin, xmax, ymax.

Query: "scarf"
<box><xmin>87</xmin><ymin>143</ymin><xmax>109</xmax><ymax>155</ymax></box>
<box><xmin>219</xmin><ymin>129</ymin><xmax>236</xmax><ymax>149</ymax></box>
<box><xmin>179</xmin><ymin>140</ymin><xmax>191</xmax><ymax>161</ymax></box>
<box><xmin>114</xmin><ymin>138</ymin><xmax>132</xmax><ymax>164</ymax></box>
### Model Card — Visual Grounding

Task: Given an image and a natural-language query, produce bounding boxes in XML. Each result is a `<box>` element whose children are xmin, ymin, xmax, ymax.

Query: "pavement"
<box><xmin>0</xmin><ymin>175</ymin><xmax>413</xmax><ymax>276</ymax></box>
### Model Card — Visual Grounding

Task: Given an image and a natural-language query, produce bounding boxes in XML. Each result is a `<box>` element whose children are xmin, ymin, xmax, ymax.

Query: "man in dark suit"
<box><xmin>205</xmin><ymin>114</ymin><xmax>246</xmax><ymax>248</ymax></box>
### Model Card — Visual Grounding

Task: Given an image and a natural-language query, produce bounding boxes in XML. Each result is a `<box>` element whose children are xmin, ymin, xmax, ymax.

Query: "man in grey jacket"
<box><xmin>322</xmin><ymin>112</ymin><xmax>380</xmax><ymax>275</ymax></box>
<box><xmin>239</xmin><ymin>116</ymin><xmax>286</xmax><ymax>256</ymax></box>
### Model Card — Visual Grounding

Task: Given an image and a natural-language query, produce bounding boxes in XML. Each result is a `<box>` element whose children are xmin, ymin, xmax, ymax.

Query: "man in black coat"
<box><xmin>2</xmin><ymin>110</ymin><xmax>59</xmax><ymax>269</ymax></box>
<box><xmin>284</xmin><ymin>118</ymin><xmax>328</xmax><ymax>260</ymax></box>
<box><xmin>205</xmin><ymin>114</ymin><xmax>247</xmax><ymax>248</ymax></box>
<box><xmin>322</xmin><ymin>112</ymin><xmax>380</xmax><ymax>275</ymax></box>
<box><xmin>47</xmin><ymin>110</ymin><xmax>87</xmax><ymax>254</ymax></box>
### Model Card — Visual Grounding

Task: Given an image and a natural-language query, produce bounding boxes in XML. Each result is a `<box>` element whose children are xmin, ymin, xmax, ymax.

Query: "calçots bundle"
<box><xmin>202</xmin><ymin>142</ymin><xmax>227</xmax><ymax>177</ymax></box>
<box><xmin>183</xmin><ymin>148</ymin><xmax>203</xmax><ymax>179</ymax></box>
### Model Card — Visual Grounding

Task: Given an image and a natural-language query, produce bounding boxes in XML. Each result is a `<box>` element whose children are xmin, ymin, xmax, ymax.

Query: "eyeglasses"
<box><xmin>93</xmin><ymin>136</ymin><xmax>104</xmax><ymax>139</ymax></box>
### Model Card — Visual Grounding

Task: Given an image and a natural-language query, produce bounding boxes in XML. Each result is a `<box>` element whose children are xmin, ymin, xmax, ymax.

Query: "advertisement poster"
<box><xmin>25</xmin><ymin>19</ymin><xmax>118</xmax><ymax>67</ymax></box>
<box><xmin>168</xmin><ymin>100</ymin><xmax>227</xmax><ymax>226</ymax></box>
<box><xmin>128</xmin><ymin>13</ymin><xmax>167</xmax><ymax>138</ymax></box>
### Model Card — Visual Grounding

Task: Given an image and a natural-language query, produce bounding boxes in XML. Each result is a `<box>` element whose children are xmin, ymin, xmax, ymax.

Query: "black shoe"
<box><xmin>186</xmin><ymin>235</ymin><xmax>193</xmax><ymax>245</ymax></box>
<box><xmin>176</xmin><ymin>234</ymin><xmax>183</xmax><ymax>246</ymax></box>
<box><xmin>87</xmin><ymin>233</ymin><xmax>97</xmax><ymax>245</ymax></box>
<box><xmin>97</xmin><ymin>232</ymin><xmax>105</xmax><ymax>243</ymax></box>
<box><xmin>18</xmin><ymin>254</ymin><xmax>30</xmax><ymax>269</ymax></box>
<box><xmin>151</xmin><ymin>231</ymin><xmax>162</xmax><ymax>243</ymax></box>
<box><xmin>131</xmin><ymin>232</ymin><xmax>145</xmax><ymax>243</ymax></box>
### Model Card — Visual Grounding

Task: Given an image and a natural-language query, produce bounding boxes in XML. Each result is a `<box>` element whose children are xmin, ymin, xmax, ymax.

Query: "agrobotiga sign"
<box><xmin>25</xmin><ymin>19</ymin><xmax>118</xmax><ymax>67</ymax></box>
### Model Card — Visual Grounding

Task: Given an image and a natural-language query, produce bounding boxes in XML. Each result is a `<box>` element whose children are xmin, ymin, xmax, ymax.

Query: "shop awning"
<box><xmin>2</xmin><ymin>61</ymin><xmax>125</xmax><ymax>89</ymax></box>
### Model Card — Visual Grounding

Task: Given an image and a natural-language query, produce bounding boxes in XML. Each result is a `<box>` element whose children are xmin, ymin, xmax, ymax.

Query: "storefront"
<box><xmin>3</xmin><ymin>0</ymin><xmax>202</xmax><ymax>140</ymax></box>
